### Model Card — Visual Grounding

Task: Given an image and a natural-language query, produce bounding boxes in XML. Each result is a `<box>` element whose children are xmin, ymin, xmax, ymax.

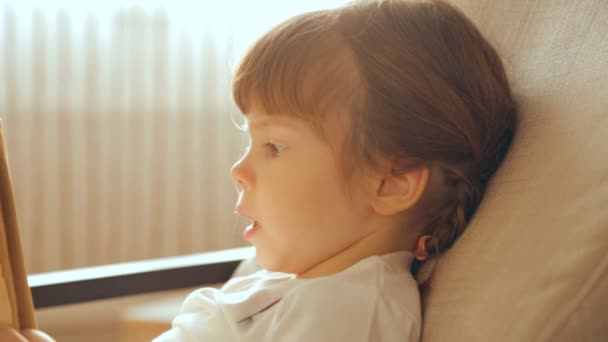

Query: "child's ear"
<box><xmin>370</xmin><ymin>163</ymin><xmax>430</xmax><ymax>216</ymax></box>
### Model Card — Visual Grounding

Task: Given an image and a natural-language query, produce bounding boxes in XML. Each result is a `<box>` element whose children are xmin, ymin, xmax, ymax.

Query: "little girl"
<box><xmin>154</xmin><ymin>0</ymin><xmax>517</xmax><ymax>341</ymax></box>
<box><xmin>1</xmin><ymin>0</ymin><xmax>517</xmax><ymax>341</ymax></box>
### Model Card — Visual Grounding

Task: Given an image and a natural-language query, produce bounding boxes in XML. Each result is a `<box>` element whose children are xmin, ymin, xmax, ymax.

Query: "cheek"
<box><xmin>269</xmin><ymin>166</ymin><xmax>352</xmax><ymax>230</ymax></box>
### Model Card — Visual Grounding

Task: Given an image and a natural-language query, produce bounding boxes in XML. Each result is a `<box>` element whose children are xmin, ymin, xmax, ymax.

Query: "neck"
<box><xmin>296</xmin><ymin>220</ymin><xmax>421</xmax><ymax>279</ymax></box>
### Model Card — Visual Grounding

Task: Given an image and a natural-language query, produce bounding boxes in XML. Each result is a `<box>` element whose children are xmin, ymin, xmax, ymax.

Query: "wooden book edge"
<box><xmin>0</xmin><ymin>119</ymin><xmax>37</xmax><ymax>329</ymax></box>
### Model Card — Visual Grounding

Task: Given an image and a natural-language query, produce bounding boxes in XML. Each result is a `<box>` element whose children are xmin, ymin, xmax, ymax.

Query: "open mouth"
<box><xmin>235</xmin><ymin>207</ymin><xmax>260</xmax><ymax>240</ymax></box>
<box><xmin>243</xmin><ymin>220</ymin><xmax>260</xmax><ymax>239</ymax></box>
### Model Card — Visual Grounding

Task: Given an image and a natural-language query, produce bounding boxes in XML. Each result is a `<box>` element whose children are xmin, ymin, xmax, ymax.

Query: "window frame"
<box><xmin>28</xmin><ymin>246</ymin><xmax>254</xmax><ymax>308</ymax></box>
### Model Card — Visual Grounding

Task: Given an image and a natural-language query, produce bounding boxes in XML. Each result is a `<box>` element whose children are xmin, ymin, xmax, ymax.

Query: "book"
<box><xmin>0</xmin><ymin>119</ymin><xmax>37</xmax><ymax>330</ymax></box>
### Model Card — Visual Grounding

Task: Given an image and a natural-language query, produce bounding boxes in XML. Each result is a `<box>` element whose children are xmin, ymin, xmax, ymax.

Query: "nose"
<box><xmin>230</xmin><ymin>156</ymin><xmax>250</xmax><ymax>190</ymax></box>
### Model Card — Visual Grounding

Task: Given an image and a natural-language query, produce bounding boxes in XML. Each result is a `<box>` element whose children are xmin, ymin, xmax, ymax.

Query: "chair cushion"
<box><xmin>423</xmin><ymin>1</ymin><xmax>608</xmax><ymax>341</ymax></box>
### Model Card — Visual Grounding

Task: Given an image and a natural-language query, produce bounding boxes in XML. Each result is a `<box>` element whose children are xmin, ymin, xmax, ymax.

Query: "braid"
<box><xmin>415</xmin><ymin>165</ymin><xmax>483</xmax><ymax>306</ymax></box>
<box><xmin>427</xmin><ymin>167</ymin><xmax>481</xmax><ymax>257</ymax></box>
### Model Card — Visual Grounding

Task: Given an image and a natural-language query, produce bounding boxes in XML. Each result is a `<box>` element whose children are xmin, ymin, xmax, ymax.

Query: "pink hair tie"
<box><xmin>414</xmin><ymin>235</ymin><xmax>432</xmax><ymax>261</ymax></box>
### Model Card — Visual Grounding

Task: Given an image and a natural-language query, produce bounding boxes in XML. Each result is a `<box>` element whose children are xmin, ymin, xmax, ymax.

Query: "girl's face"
<box><xmin>231</xmin><ymin>108</ymin><xmax>374</xmax><ymax>275</ymax></box>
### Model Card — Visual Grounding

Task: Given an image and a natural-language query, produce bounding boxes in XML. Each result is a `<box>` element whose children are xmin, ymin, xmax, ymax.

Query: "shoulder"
<box><xmin>281</xmin><ymin>252</ymin><xmax>420</xmax><ymax>308</ymax></box>
<box><xmin>266</xmin><ymin>254</ymin><xmax>421</xmax><ymax>341</ymax></box>
<box><xmin>158</xmin><ymin>270</ymin><xmax>299</xmax><ymax>341</ymax></box>
<box><xmin>179</xmin><ymin>269</ymin><xmax>296</xmax><ymax>317</ymax></box>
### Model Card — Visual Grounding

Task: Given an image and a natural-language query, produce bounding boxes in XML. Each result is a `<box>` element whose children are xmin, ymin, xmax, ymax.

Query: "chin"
<box><xmin>255</xmin><ymin>251</ymin><xmax>296</xmax><ymax>274</ymax></box>
<box><xmin>256</xmin><ymin>257</ymin><xmax>282</xmax><ymax>272</ymax></box>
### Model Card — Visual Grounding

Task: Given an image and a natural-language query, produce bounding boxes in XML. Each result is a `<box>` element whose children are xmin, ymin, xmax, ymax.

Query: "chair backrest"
<box><xmin>423</xmin><ymin>1</ymin><xmax>608</xmax><ymax>341</ymax></box>
<box><xmin>0</xmin><ymin>119</ymin><xmax>36</xmax><ymax>330</ymax></box>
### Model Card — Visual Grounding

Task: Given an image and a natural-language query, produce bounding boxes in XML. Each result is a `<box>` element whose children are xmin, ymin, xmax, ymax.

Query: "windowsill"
<box><xmin>28</xmin><ymin>246</ymin><xmax>255</xmax><ymax>308</ymax></box>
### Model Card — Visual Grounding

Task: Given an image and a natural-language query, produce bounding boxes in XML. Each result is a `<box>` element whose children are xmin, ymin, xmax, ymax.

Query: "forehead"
<box><xmin>245</xmin><ymin>114</ymin><xmax>303</xmax><ymax>131</ymax></box>
<box><xmin>245</xmin><ymin>111</ymin><xmax>344</xmax><ymax>143</ymax></box>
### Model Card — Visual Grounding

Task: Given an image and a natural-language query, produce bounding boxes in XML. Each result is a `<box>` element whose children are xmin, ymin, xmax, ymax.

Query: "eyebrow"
<box><xmin>247</xmin><ymin>117</ymin><xmax>300</xmax><ymax>130</ymax></box>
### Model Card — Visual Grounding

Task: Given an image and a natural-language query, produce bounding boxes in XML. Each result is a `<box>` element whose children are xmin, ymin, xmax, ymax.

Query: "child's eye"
<box><xmin>264</xmin><ymin>141</ymin><xmax>284</xmax><ymax>156</ymax></box>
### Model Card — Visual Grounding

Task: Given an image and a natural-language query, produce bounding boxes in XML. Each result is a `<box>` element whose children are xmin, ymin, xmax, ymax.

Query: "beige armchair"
<box><xmin>420</xmin><ymin>0</ymin><xmax>608</xmax><ymax>340</ymax></box>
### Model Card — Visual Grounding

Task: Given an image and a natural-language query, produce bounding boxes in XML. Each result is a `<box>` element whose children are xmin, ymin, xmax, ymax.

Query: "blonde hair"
<box><xmin>233</xmin><ymin>0</ymin><xmax>517</xmax><ymax>281</ymax></box>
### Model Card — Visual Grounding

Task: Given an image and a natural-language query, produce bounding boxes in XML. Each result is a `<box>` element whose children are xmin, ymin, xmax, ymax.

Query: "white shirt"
<box><xmin>154</xmin><ymin>251</ymin><xmax>420</xmax><ymax>342</ymax></box>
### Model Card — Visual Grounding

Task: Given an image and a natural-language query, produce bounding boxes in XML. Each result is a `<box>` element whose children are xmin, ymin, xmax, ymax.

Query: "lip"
<box><xmin>243</xmin><ymin>221</ymin><xmax>260</xmax><ymax>240</ymax></box>
<box><xmin>235</xmin><ymin>207</ymin><xmax>260</xmax><ymax>240</ymax></box>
